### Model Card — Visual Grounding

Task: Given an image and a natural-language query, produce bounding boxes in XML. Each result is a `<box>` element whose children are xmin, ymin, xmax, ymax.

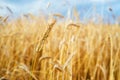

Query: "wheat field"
<box><xmin>0</xmin><ymin>14</ymin><xmax>120</xmax><ymax>80</ymax></box>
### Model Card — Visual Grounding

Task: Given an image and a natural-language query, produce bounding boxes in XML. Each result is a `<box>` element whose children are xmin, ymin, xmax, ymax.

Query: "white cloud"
<box><xmin>90</xmin><ymin>0</ymin><xmax>116</xmax><ymax>3</ymax></box>
<box><xmin>0</xmin><ymin>1</ymin><xmax>15</xmax><ymax>9</ymax></box>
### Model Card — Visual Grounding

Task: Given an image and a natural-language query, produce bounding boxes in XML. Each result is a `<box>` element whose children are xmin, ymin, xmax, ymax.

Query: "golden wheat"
<box><xmin>0</xmin><ymin>14</ymin><xmax>120</xmax><ymax>80</ymax></box>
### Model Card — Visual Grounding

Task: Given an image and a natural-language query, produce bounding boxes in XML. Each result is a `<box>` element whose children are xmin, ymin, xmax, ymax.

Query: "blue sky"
<box><xmin>0</xmin><ymin>0</ymin><xmax>120</xmax><ymax>22</ymax></box>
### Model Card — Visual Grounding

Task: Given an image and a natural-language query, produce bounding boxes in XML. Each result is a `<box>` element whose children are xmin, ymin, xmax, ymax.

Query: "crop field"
<box><xmin>0</xmin><ymin>14</ymin><xmax>120</xmax><ymax>80</ymax></box>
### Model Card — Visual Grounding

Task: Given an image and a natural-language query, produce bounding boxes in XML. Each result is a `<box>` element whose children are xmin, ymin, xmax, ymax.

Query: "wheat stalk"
<box><xmin>32</xmin><ymin>18</ymin><xmax>56</xmax><ymax>70</ymax></box>
<box><xmin>6</xmin><ymin>6</ymin><xmax>13</xmax><ymax>14</ymax></box>
<box><xmin>53</xmin><ymin>13</ymin><xmax>64</xmax><ymax>18</ymax></box>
